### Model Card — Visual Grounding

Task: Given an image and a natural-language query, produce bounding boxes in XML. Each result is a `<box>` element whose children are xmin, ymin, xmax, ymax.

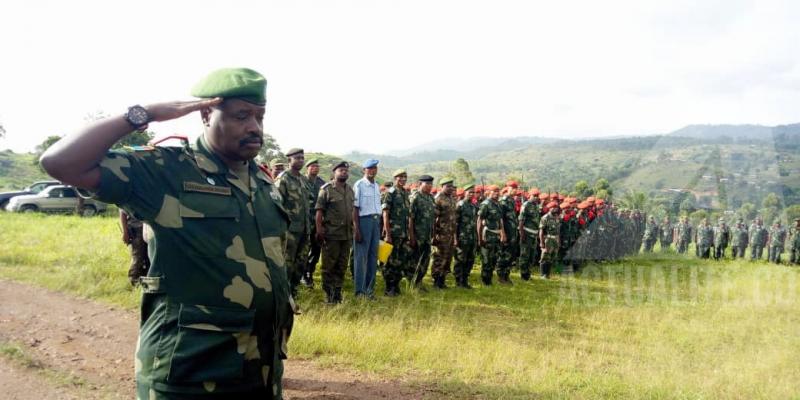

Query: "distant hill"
<box><xmin>0</xmin><ymin>150</ymin><xmax>50</xmax><ymax>191</ymax></box>
<box><xmin>668</xmin><ymin>123</ymin><xmax>800</xmax><ymax>140</ymax></box>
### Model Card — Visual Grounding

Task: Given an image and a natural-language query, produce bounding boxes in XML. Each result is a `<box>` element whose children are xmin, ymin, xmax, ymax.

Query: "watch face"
<box><xmin>128</xmin><ymin>106</ymin><xmax>148</xmax><ymax>126</ymax></box>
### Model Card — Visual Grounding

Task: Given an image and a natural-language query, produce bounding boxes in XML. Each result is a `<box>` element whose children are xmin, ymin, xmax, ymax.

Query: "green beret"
<box><xmin>304</xmin><ymin>158</ymin><xmax>319</xmax><ymax>168</ymax></box>
<box><xmin>285</xmin><ymin>148</ymin><xmax>304</xmax><ymax>158</ymax></box>
<box><xmin>392</xmin><ymin>169</ymin><xmax>407</xmax><ymax>178</ymax></box>
<box><xmin>440</xmin><ymin>177</ymin><xmax>454</xmax><ymax>186</ymax></box>
<box><xmin>331</xmin><ymin>160</ymin><xmax>349</xmax><ymax>171</ymax></box>
<box><xmin>463</xmin><ymin>183</ymin><xmax>475</xmax><ymax>191</ymax></box>
<box><xmin>191</xmin><ymin>68</ymin><xmax>267</xmax><ymax>105</ymax></box>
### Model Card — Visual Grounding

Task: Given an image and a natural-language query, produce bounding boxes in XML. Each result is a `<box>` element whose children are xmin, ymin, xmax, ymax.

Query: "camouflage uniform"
<box><xmin>276</xmin><ymin>170</ymin><xmax>311</xmax><ymax>296</ymax></box>
<box><xmin>305</xmin><ymin>174</ymin><xmax>327</xmax><ymax>286</ymax></box>
<box><xmin>517</xmin><ymin>200</ymin><xmax>541</xmax><ymax>280</ymax></box>
<box><xmin>696</xmin><ymin>223</ymin><xmax>714</xmax><ymax>259</ymax></box>
<box><xmin>749</xmin><ymin>222</ymin><xmax>768</xmax><ymax>260</ymax></box>
<box><xmin>498</xmin><ymin>194</ymin><xmax>518</xmax><ymax>276</ymax></box>
<box><xmin>88</xmin><ymin>137</ymin><xmax>293</xmax><ymax>399</ymax></box>
<box><xmin>381</xmin><ymin>186</ymin><xmax>411</xmax><ymax>294</ymax></box>
<box><xmin>659</xmin><ymin>220</ymin><xmax>673</xmax><ymax>252</ymax></box>
<box><xmin>478</xmin><ymin>198</ymin><xmax>504</xmax><ymax>284</ymax></box>
<box><xmin>431</xmin><ymin>191</ymin><xmax>457</xmax><ymax>287</ymax></box>
<box><xmin>410</xmin><ymin>191</ymin><xmax>436</xmax><ymax>285</ymax></box>
<box><xmin>315</xmin><ymin>181</ymin><xmax>354</xmax><ymax>303</ymax></box>
<box><xmin>641</xmin><ymin>219</ymin><xmax>659</xmax><ymax>253</ymax></box>
<box><xmin>789</xmin><ymin>223</ymin><xmax>800</xmax><ymax>265</ymax></box>
<box><xmin>730</xmin><ymin>223</ymin><xmax>749</xmax><ymax>259</ymax></box>
<box><xmin>453</xmin><ymin>197</ymin><xmax>478</xmax><ymax>287</ymax></box>
<box><xmin>676</xmin><ymin>221</ymin><xmax>692</xmax><ymax>254</ymax></box>
<box><xmin>539</xmin><ymin>211</ymin><xmax>561</xmax><ymax>278</ymax></box>
<box><xmin>768</xmin><ymin>224</ymin><xmax>787</xmax><ymax>263</ymax></box>
<box><xmin>713</xmin><ymin>222</ymin><xmax>730</xmax><ymax>260</ymax></box>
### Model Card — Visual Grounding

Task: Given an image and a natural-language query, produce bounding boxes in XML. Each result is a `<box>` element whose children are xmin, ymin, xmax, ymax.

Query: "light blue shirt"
<box><xmin>353</xmin><ymin>177</ymin><xmax>381</xmax><ymax>217</ymax></box>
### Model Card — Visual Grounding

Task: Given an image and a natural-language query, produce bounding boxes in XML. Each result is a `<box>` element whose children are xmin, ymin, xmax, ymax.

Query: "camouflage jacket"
<box><xmin>455</xmin><ymin>198</ymin><xmax>478</xmax><ymax>245</ymax></box>
<box><xmin>87</xmin><ymin>136</ymin><xmax>293</xmax><ymax>396</ymax></box>
<box><xmin>696</xmin><ymin>225</ymin><xmax>714</xmax><ymax>246</ymax></box>
<box><xmin>769</xmin><ymin>226</ymin><xmax>787</xmax><ymax>247</ymax></box>
<box><xmin>660</xmin><ymin>223</ymin><xmax>673</xmax><ymax>243</ymax></box>
<box><xmin>410</xmin><ymin>191</ymin><xmax>435</xmax><ymax>243</ymax></box>
<box><xmin>382</xmin><ymin>186</ymin><xmax>410</xmax><ymax>240</ymax></box>
<box><xmin>276</xmin><ymin>170</ymin><xmax>312</xmax><ymax>234</ymax></box>
<box><xmin>731</xmin><ymin>225</ymin><xmax>749</xmax><ymax>247</ymax></box>
<box><xmin>643</xmin><ymin>221</ymin><xmax>659</xmax><ymax>240</ymax></box>
<box><xmin>315</xmin><ymin>181</ymin><xmax>355</xmax><ymax>241</ymax></box>
<box><xmin>749</xmin><ymin>224</ymin><xmax>768</xmax><ymax>246</ymax></box>
<box><xmin>478</xmin><ymin>199</ymin><xmax>504</xmax><ymax>239</ymax></box>
<box><xmin>677</xmin><ymin>222</ymin><xmax>693</xmax><ymax>242</ymax></box>
<box><xmin>713</xmin><ymin>225</ymin><xmax>730</xmax><ymax>247</ymax></box>
<box><xmin>540</xmin><ymin>212</ymin><xmax>561</xmax><ymax>250</ymax></box>
<box><xmin>500</xmin><ymin>195</ymin><xmax>518</xmax><ymax>236</ymax></box>
<box><xmin>519</xmin><ymin>200</ymin><xmax>541</xmax><ymax>234</ymax></box>
<box><xmin>790</xmin><ymin>226</ymin><xmax>800</xmax><ymax>248</ymax></box>
<box><xmin>433</xmin><ymin>192</ymin><xmax>457</xmax><ymax>245</ymax></box>
<box><xmin>306</xmin><ymin>175</ymin><xmax>326</xmax><ymax>222</ymax></box>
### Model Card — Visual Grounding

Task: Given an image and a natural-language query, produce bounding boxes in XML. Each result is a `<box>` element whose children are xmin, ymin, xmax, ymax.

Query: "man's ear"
<box><xmin>200</xmin><ymin>107</ymin><xmax>214</xmax><ymax>127</ymax></box>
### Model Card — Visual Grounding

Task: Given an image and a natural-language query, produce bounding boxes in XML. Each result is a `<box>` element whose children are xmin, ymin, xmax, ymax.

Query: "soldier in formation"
<box><xmin>276</xmin><ymin>148</ymin><xmax>312</xmax><ymax>297</ymax></box>
<box><xmin>315</xmin><ymin>161</ymin><xmax>354</xmax><ymax>303</ymax></box>
<box><xmin>768</xmin><ymin>220</ymin><xmax>787</xmax><ymax>264</ymax></box>
<box><xmin>749</xmin><ymin>218</ymin><xmax>768</xmax><ymax>260</ymax></box>
<box><xmin>713</xmin><ymin>218</ymin><xmax>730</xmax><ymax>260</ymax></box>
<box><xmin>731</xmin><ymin>219</ymin><xmax>748</xmax><ymax>259</ymax></box>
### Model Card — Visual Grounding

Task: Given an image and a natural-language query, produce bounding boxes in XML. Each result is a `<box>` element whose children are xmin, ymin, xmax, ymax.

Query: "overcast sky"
<box><xmin>1</xmin><ymin>0</ymin><xmax>798</xmax><ymax>155</ymax></box>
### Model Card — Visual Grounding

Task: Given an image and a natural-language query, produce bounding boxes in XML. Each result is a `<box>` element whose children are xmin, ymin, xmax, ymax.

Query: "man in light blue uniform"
<box><xmin>352</xmin><ymin>159</ymin><xmax>381</xmax><ymax>298</ymax></box>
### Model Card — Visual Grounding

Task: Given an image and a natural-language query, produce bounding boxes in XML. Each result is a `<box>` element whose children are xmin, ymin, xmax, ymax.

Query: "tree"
<box><xmin>679</xmin><ymin>195</ymin><xmax>697</xmax><ymax>214</ymax></box>
<box><xmin>113</xmin><ymin>130</ymin><xmax>154</xmax><ymax>149</ymax></box>
<box><xmin>450</xmin><ymin>158</ymin><xmax>475</xmax><ymax>187</ymax></box>
<box><xmin>257</xmin><ymin>133</ymin><xmax>283</xmax><ymax>165</ymax></box>
<box><xmin>619</xmin><ymin>189</ymin><xmax>649</xmax><ymax>211</ymax></box>
<box><xmin>594</xmin><ymin>178</ymin><xmax>613</xmax><ymax>197</ymax></box>
<box><xmin>784</xmin><ymin>204</ymin><xmax>800</xmax><ymax>223</ymax></box>
<box><xmin>761</xmin><ymin>192</ymin><xmax>782</xmax><ymax>210</ymax></box>
<box><xmin>574</xmin><ymin>180</ymin><xmax>593</xmax><ymax>197</ymax></box>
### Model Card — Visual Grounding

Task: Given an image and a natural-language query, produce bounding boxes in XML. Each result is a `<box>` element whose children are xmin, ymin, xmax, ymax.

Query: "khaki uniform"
<box><xmin>315</xmin><ymin>181</ymin><xmax>354</xmax><ymax>301</ymax></box>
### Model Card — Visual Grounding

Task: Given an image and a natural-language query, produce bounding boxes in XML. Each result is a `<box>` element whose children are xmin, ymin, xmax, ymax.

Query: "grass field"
<box><xmin>1</xmin><ymin>213</ymin><xmax>799</xmax><ymax>399</ymax></box>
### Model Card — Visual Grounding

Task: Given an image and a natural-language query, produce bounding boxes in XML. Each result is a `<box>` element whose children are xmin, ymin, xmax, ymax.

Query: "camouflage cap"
<box><xmin>285</xmin><ymin>148</ymin><xmax>304</xmax><ymax>157</ymax></box>
<box><xmin>191</xmin><ymin>67</ymin><xmax>267</xmax><ymax>105</ymax></box>
<box><xmin>304</xmin><ymin>158</ymin><xmax>319</xmax><ymax>168</ymax></box>
<box><xmin>463</xmin><ymin>183</ymin><xmax>475</xmax><ymax>191</ymax></box>
<box><xmin>392</xmin><ymin>169</ymin><xmax>407</xmax><ymax>178</ymax></box>
<box><xmin>439</xmin><ymin>177</ymin><xmax>454</xmax><ymax>186</ymax></box>
<box><xmin>269</xmin><ymin>159</ymin><xmax>285</xmax><ymax>168</ymax></box>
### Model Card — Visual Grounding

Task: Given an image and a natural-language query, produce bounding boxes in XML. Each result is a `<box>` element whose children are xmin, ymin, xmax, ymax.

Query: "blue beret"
<box><xmin>362</xmin><ymin>159</ymin><xmax>379</xmax><ymax>168</ymax></box>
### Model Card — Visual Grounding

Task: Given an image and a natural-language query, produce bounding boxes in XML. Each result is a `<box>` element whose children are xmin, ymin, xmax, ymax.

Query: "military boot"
<box><xmin>333</xmin><ymin>287</ymin><xmax>343</xmax><ymax>304</ymax></box>
<box><xmin>324</xmin><ymin>286</ymin><xmax>335</xmax><ymax>305</ymax></box>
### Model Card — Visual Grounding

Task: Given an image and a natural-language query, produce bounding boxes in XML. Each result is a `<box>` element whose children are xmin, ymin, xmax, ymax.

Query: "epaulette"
<box><xmin>124</xmin><ymin>145</ymin><xmax>155</xmax><ymax>152</ymax></box>
<box><xmin>277</xmin><ymin>170</ymin><xmax>287</xmax><ymax>179</ymax></box>
<box><xmin>321</xmin><ymin>182</ymin><xmax>332</xmax><ymax>189</ymax></box>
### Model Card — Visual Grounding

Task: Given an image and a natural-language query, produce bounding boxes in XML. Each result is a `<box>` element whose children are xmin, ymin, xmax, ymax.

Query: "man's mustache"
<box><xmin>239</xmin><ymin>135</ymin><xmax>263</xmax><ymax>146</ymax></box>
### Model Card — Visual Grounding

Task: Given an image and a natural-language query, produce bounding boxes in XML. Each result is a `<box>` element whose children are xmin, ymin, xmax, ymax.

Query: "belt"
<box><xmin>523</xmin><ymin>227</ymin><xmax>539</xmax><ymax>234</ymax></box>
<box><xmin>360</xmin><ymin>214</ymin><xmax>380</xmax><ymax>219</ymax></box>
<box><xmin>545</xmin><ymin>234</ymin><xmax>558</xmax><ymax>239</ymax></box>
<box><xmin>484</xmin><ymin>228</ymin><xmax>501</xmax><ymax>235</ymax></box>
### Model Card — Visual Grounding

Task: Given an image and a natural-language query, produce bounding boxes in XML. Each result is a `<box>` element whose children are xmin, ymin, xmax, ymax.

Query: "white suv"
<box><xmin>5</xmin><ymin>185</ymin><xmax>108</xmax><ymax>216</ymax></box>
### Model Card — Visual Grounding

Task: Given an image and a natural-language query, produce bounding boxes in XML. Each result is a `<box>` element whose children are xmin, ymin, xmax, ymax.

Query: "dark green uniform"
<box><xmin>713</xmin><ymin>222</ymin><xmax>730</xmax><ymax>260</ymax></box>
<box><xmin>305</xmin><ymin>174</ymin><xmax>327</xmax><ymax>286</ymax></box>
<box><xmin>696</xmin><ymin>223</ymin><xmax>714</xmax><ymax>259</ymax></box>
<box><xmin>768</xmin><ymin>224</ymin><xmax>787</xmax><ymax>263</ymax></box>
<box><xmin>410</xmin><ymin>191</ymin><xmax>436</xmax><ymax>285</ymax></box>
<box><xmin>498</xmin><ymin>195</ymin><xmax>518</xmax><ymax>276</ymax></box>
<box><xmin>431</xmin><ymin>192</ymin><xmax>457</xmax><ymax>285</ymax></box>
<box><xmin>676</xmin><ymin>221</ymin><xmax>692</xmax><ymax>254</ymax></box>
<box><xmin>659</xmin><ymin>219</ymin><xmax>673</xmax><ymax>252</ymax></box>
<box><xmin>731</xmin><ymin>223</ymin><xmax>749</xmax><ymax>259</ymax></box>
<box><xmin>315</xmin><ymin>181</ymin><xmax>354</xmax><ymax>303</ymax></box>
<box><xmin>453</xmin><ymin>198</ymin><xmax>478</xmax><ymax>287</ymax></box>
<box><xmin>478</xmin><ymin>199</ymin><xmax>504</xmax><ymax>285</ymax></box>
<box><xmin>517</xmin><ymin>200</ymin><xmax>541</xmax><ymax>280</ymax></box>
<box><xmin>88</xmin><ymin>137</ymin><xmax>293</xmax><ymax>399</ymax></box>
<box><xmin>539</xmin><ymin>211</ymin><xmax>561</xmax><ymax>278</ymax></box>
<box><xmin>749</xmin><ymin>222</ymin><xmax>768</xmax><ymax>260</ymax></box>
<box><xmin>641</xmin><ymin>218</ymin><xmax>659</xmax><ymax>253</ymax></box>
<box><xmin>275</xmin><ymin>170</ymin><xmax>311</xmax><ymax>295</ymax></box>
<box><xmin>382</xmin><ymin>186</ymin><xmax>411</xmax><ymax>294</ymax></box>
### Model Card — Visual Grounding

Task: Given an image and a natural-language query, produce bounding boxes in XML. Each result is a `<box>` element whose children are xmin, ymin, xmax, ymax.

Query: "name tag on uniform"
<box><xmin>183</xmin><ymin>181</ymin><xmax>232</xmax><ymax>196</ymax></box>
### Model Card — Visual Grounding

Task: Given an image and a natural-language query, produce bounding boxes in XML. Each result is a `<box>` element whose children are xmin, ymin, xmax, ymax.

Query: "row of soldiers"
<box><xmin>641</xmin><ymin>215</ymin><xmax>800</xmax><ymax>263</ymax></box>
<box><xmin>268</xmin><ymin>150</ymin><xmax>800</xmax><ymax>303</ymax></box>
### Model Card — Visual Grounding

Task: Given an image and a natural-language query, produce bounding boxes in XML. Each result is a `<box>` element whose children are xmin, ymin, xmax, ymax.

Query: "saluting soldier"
<box><xmin>315</xmin><ymin>161</ymin><xmax>354</xmax><ymax>304</ymax></box>
<box><xmin>410</xmin><ymin>175</ymin><xmax>436</xmax><ymax>290</ymax></box>
<box><xmin>517</xmin><ymin>189</ymin><xmax>541</xmax><ymax>281</ymax></box>
<box><xmin>381</xmin><ymin>169</ymin><xmax>411</xmax><ymax>296</ymax></box>
<box><xmin>304</xmin><ymin>158</ymin><xmax>327</xmax><ymax>288</ymax></box>
<box><xmin>730</xmin><ymin>219</ymin><xmax>749</xmax><ymax>259</ymax></box>
<box><xmin>40</xmin><ymin>68</ymin><xmax>294</xmax><ymax>399</ymax></box>
<box><xmin>539</xmin><ymin>202</ymin><xmax>561</xmax><ymax>279</ymax></box>
<box><xmin>276</xmin><ymin>148</ymin><xmax>312</xmax><ymax>297</ymax></box>
<box><xmin>713</xmin><ymin>218</ymin><xmax>730</xmax><ymax>260</ymax></box>
<box><xmin>749</xmin><ymin>218</ymin><xmax>768</xmax><ymax>260</ymax></box>
<box><xmin>477</xmin><ymin>185</ymin><xmax>506</xmax><ymax>285</ymax></box>
<box><xmin>431</xmin><ymin>177</ymin><xmax>458</xmax><ymax>289</ymax></box>
<box><xmin>453</xmin><ymin>183</ymin><xmax>478</xmax><ymax>288</ymax></box>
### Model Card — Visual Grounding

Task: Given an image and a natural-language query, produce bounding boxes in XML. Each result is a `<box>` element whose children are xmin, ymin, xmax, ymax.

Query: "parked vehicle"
<box><xmin>0</xmin><ymin>180</ymin><xmax>61</xmax><ymax>209</ymax></box>
<box><xmin>5</xmin><ymin>185</ymin><xmax>107</xmax><ymax>216</ymax></box>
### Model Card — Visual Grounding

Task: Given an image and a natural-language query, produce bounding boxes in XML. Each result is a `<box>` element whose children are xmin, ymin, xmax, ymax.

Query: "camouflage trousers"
<box><xmin>128</xmin><ymin>226</ymin><xmax>150</xmax><ymax>284</ymax></box>
<box><xmin>731</xmin><ymin>245</ymin><xmax>745</xmax><ymax>259</ymax></box>
<box><xmin>480</xmin><ymin>237</ymin><xmax>501</xmax><ymax>283</ymax></box>
<box><xmin>412</xmin><ymin>241</ymin><xmax>432</xmax><ymax>284</ymax></box>
<box><xmin>750</xmin><ymin>245</ymin><xmax>764</xmax><ymax>260</ymax></box>
<box><xmin>642</xmin><ymin>238</ymin><xmax>656</xmax><ymax>253</ymax></box>
<box><xmin>677</xmin><ymin>240</ymin><xmax>690</xmax><ymax>254</ymax></box>
<box><xmin>496</xmin><ymin>240</ymin><xmax>514</xmax><ymax>278</ymax></box>
<box><xmin>431</xmin><ymin>239</ymin><xmax>454</xmax><ymax>279</ymax></box>
<box><xmin>768</xmin><ymin>245</ymin><xmax>783</xmax><ymax>263</ymax></box>
<box><xmin>697</xmin><ymin>245</ymin><xmax>711</xmax><ymax>259</ymax></box>
<box><xmin>539</xmin><ymin>235</ymin><xmax>559</xmax><ymax>278</ymax></box>
<box><xmin>453</xmin><ymin>241</ymin><xmax>476</xmax><ymax>285</ymax></box>
<box><xmin>306</xmin><ymin>226</ymin><xmax>322</xmax><ymax>279</ymax></box>
<box><xmin>284</xmin><ymin>231</ymin><xmax>310</xmax><ymax>294</ymax></box>
<box><xmin>517</xmin><ymin>233</ymin><xmax>539</xmax><ymax>280</ymax></box>
<box><xmin>137</xmin><ymin>384</ymin><xmax>276</xmax><ymax>400</ymax></box>
<box><xmin>790</xmin><ymin>246</ymin><xmax>799</xmax><ymax>265</ymax></box>
<box><xmin>383</xmin><ymin>237</ymin><xmax>412</xmax><ymax>288</ymax></box>
<box><xmin>321</xmin><ymin>239</ymin><xmax>351</xmax><ymax>290</ymax></box>
<box><xmin>714</xmin><ymin>245</ymin><xmax>727</xmax><ymax>260</ymax></box>
<box><xmin>659</xmin><ymin>239</ymin><xmax>671</xmax><ymax>252</ymax></box>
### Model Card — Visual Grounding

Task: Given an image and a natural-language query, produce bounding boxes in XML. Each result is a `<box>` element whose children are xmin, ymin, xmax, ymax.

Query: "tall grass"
<box><xmin>1</xmin><ymin>213</ymin><xmax>798</xmax><ymax>399</ymax></box>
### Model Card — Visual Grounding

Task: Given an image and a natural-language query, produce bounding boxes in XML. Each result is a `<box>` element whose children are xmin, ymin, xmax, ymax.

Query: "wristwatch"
<box><xmin>124</xmin><ymin>105</ymin><xmax>150</xmax><ymax>131</ymax></box>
